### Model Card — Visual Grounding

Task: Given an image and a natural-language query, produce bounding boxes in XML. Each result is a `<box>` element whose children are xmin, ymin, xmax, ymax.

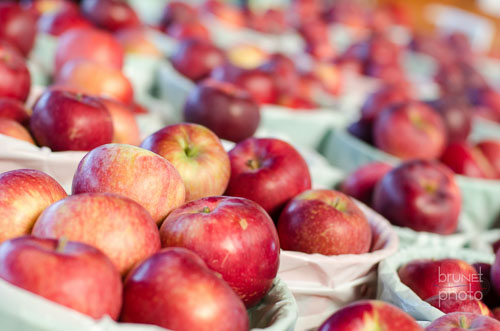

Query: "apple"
<box><xmin>55</xmin><ymin>27</ymin><xmax>124</xmax><ymax>73</ymax></box>
<box><xmin>427</xmin><ymin>97</ymin><xmax>472</xmax><ymax>143</ymax></box>
<box><xmin>340</xmin><ymin>162</ymin><xmax>393</xmax><ymax>205</ymax></box>
<box><xmin>360</xmin><ymin>86</ymin><xmax>412</xmax><ymax>124</ymax></box>
<box><xmin>226</xmin><ymin>44</ymin><xmax>268</xmax><ymax>69</ymax></box>
<box><xmin>30</xmin><ymin>89</ymin><xmax>113</xmax><ymax>151</ymax></box>
<box><xmin>0</xmin><ymin>118</ymin><xmax>34</xmax><ymax>144</ymax></box>
<box><xmin>141</xmin><ymin>123</ymin><xmax>230</xmax><ymax>201</ymax></box>
<box><xmin>114</xmin><ymin>28</ymin><xmax>162</xmax><ymax>57</ymax></box>
<box><xmin>0</xmin><ymin>236</ymin><xmax>122</xmax><ymax>320</ymax></box>
<box><xmin>373</xmin><ymin>102</ymin><xmax>447</xmax><ymax>160</ymax></box>
<box><xmin>347</xmin><ymin>119</ymin><xmax>374</xmax><ymax>144</ymax></box>
<box><xmin>277</xmin><ymin>189</ymin><xmax>371</xmax><ymax>255</ymax></box>
<box><xmin>37</xmin><ymin>7</ymin><xmax>91</xmax><ymax>36</ymax></box>
<box><xmin>120</xmin><ymin>247</ymin><xmax>248</xmax><ymax>330</ymax></box>
<box><xmin>72</xmin><ymin>144</ymin><xmax>186</xmax><ymax>224</ymax></box>
<box><xmin>490</xmin><ymin>249</ymin><xmax>500</xmax><ymax>300</ymax></box>
<box><xmin>299</xmin><ymin>21</ymin><xmax>336</xmax><ymax>60</ymax></box>
<box><xmin>226</xmin><ymin>137</ymin><xmax>312</xmax><ymax>218</ymax></box>
<box><xmin>426</xmin><ymin>312</ymin><xmax>500</xmax><ymax>331</ymax></box>
<box><xmin>398</xmin><ymin>258</ymin><xmax>482</xmax><ymax>300</ymax></box>
<box><xmin>0</xmin><ymin>3</ymin><xmax>37</xmax><ymax>56</ymax></box>
<box><xmin>472</xmin><ymin>263</ymin><xmax>499</xmax><ymax>309</ymax></box>
<box><xmin>183</xmin><ymin>79</ymin><xmax>260</xmax><ymax>143</ymax></box>
<box><xmin>159</xmin><ymin>1</ymin><xmax>197</xmax><ymax>31</ymax></box>
<box><xmin>318</xmin><ymin>300</ymin><xmax>424</xmax><ymax>331</ymax></box>
<box><xmin>440</xmin><ymin>143</ymin><xmax>497</xmax><ymax>179</ymax></box>
<box><xmin>295</xmin><ymin>72</ymin><xmax>325</xmax><ymax>104</ymax></box>
<box><xmin>81</xmin><ymin>0</ymin><xmax>140</xmax><ymax>32</ymax></box>
<box><xmin>373</xmin><ymin>160</ymin><xmax>461</xmax><ymax>234</ymax></box>
<box><xmin>426</xmin><ymin>295</ymin><xmax>492</xmax><ymax>316</ymax></box>
<box><xmin>259</xmin><ymin>53</ymin><xmax>298</xmax><ymax>95</ymax></box>
<box><xmin>477</xmin><ymin>140</ymin><xmax>500</xmax><ymax>178</ymax></box>
<box><xmin>247</xmin><ymin>9</ymin><xmax>289</xmax><ymax>34</ymax></box>
<box><xmin>160</xmin><ymin>196</ymin><xmax>279</xmax><ymax>307</ymax></box>
<box><xmin>167</xmin><ymin>21</ymin><xmax>211</xmax><ymax>41</ymax></box>
<box><xmin>32</xmin><ymin>193</ymin><xmax>160</xmax><ymax>275</ymax></box>
<box><xmin>21</xmin><ymin>0</ymin><xmax>78</xmax><ymax>17</ymax></box>
<box><xmin>0</xmin><ymin>169</ymin><xmax>66</xmax><ymax>243</ymax></box>
<box><xmin>0</xmin><ymin>47</ymin><xmax>31</xmax><ymax>102</ymax></box>
<box><xmin>493</xmin><ymin>308</ymin><xmax>500</xmax><ymax>321</ymax></box>
<box><xmin>0</xmin><ymin>97</ymin><xmax>30</xmax><ymax>124</ymax></box>
<box><xmin>203</xmin><ymin>0</ymin><xmax>245</xmax><ymax>28</ymax></box>
<box><xmin>170</xmin><ymin>39</ymin><xmax>225</xmax><ymax>82</ymax></box>
<box><xmin>277</xmin><ymin>93</ymin><xmax>316</xmax><ymax>110</ymax></box>
<box><xmin>97</xmin><ymin>97</ymin><xmax>141</xmax><ymax>145</ymax></box>
<box><xmin>313</xmin><ymin>62</ymin><xmax>342</xmax><ymax>96</ymax></box>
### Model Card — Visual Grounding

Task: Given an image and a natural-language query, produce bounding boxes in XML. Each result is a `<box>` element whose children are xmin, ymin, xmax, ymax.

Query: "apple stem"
<box><xmin>184</xmin><ymin>146</ymin><xmax>197</xmax><ymax>158</ymax></box>
<box><xmin>459</xmin><ymin>316</ymin><xmax>468</xmax><ymax>328</ymax></box>
<box><xmin>246</xmin><ymin>159</ymin><xmax>259</xmax><ymax>170</ymax></box>
<box><xmin>56</xmin><ymin>236</ymin><xmax>69</xmax><ymax>253</ymax></box>
<box><xmin>202</xmin><ymin>207</ymin><xmax>211</xmax><ymax>213</ymax></box>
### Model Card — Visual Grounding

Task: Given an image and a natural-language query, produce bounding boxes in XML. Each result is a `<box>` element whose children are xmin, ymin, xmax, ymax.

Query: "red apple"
<box><xmin>360</xmin><ymin>85</ymin><xmax>411</xmax><ymax>124</ymax></box>
<box><xmin>0</xmin><ymin>118</ymin><xmax>34</xmax><ymax>144</ymax></box>
<box><xmin>0</xmin><ymin>3</ymin><xmax>37</xmax><ymax>56</ymax></box>
<box><xmin>477</xmin><ymin>140</ymin><xmax>500</xmax><ymax>178</ymax></box>
<box><xmin>440</xmin><ymin>143</ymin><xmax>497</xmax><ymax>179</ymax></box>
<box><xmin>259</xmin><ymin>53</ymin><xmax>298</xmax><ymax>95</ymax></box>
<box><xmin>55</xmin><ymin>28</ymin><xmax>124</xmax><ymax>73</ymax></box>
<box><xmin>183</xmin><ymin>79</ymin><xmax>260</xmax><ymax>142</ymax></box>
<box><xmin>160</xmin><ymin>196</ymin><xmax>280</xmax><ymax>307</ymax></box>
<box><xmin>247</xmin><ymin>9</ymin><xmax>289</xmax><ymax>34</ymax></box>
<box><xmin>72</xmin><ymin>144</ymin><xmax>186</xmax><ymax>224</ymax></box>
<box><xmin>203</xmin><ymin>0</ymin><xmax>245</xmax><ymax>28</ymax></box>
<box><xmin>318</xmin><ymin>300</ymin><xmax>424</xmax><ymax>331</ymax></box>
<box><xmin>472</xmin><ymin>263</ymin><xmax>499</xmax><ymax>309</ymax></box>
<box><xmin>30</xmin><ymin>89</ymin><xmax>113</xmax><ymax>151</ymax></box>
<box><xmin>490</xmin><ymin>249</ymin><xmax>500</xmax><ymax>300</ymax></box>
<box><xmin>120</xmin><ymin>247</ymin><xmax>248</xmax><ymax>330</ymax></box>
<box><xmin>37</xmin><ymin>7</ymin><xmax>91</xmax><ymax>36</ymax></box>
<box><xmin>347</xmin><ymin>119</ymin><xmax>374</xmax><ymax>144</ymax></box>
<box><xmin>373</xmin><ymin>102</ymin><xmax>447</xmax><ymax>160</ymax></box>
<box><xmin>428</xmin><ymin>97</ymin><xmax>472</xmax><ymax>144</ymax></box>
<box><xmin>0</xmin><ymin>169</ymin><xmax>66</xmax><ymax>243</ymax></box>
<box><xmin>340</xmin><ymin>162</ymin><xmax>393</xmax><ymax>205</ymax></box>
<box><xmin>426</xmin><ymin>312</ymin><xmax>500</xmax><ymax>331</ymax></box>
<box><xmin>57</xmin><ymin>59</ymin><xmax>134</xmax><ymax>104</ymax></box>
<box><xmin>373</xmin><ymin>160</ymin><xmax>461</xmax><ymax>234</ymax></box>
<box><xmin>97</xmin><ymin>97</ymin><xmax>141</xmax><ymax>145</ymax></box>
<box><xmin>170</xmin><ymin>39</ymin><xmax>225</xmax><ymax>82</ymax></box>
<box><xmin>32</xmin><ymin>193</ymin><xmax>160</xmax><ymax>275</ymax></box>
<box><xmin>277</xmin><ymin>189</ymin><xmax>372</xmax><ymax>255</ymax></box>
<box><xmin>0</xmin><ymin>236</ymin><xmax>122</xmax><ymax>320</ymax></box>
<box><xmin>114</xmin><ymin>28</ymin><xmax>162</xmax><ymax>57</ymax></box>
<box><xmin>0</xmin><ymin>97</ymin><xmax>30</xmax><ymax>124</ymax></box>
<box><xmin>159</xmin><ymin>1</ymin><xmax>198</xmax><ymax>31</ymax></box>
<box><xmin>0</xmin><ymin>48</ymin><xmax>31</xmax><ymax>102</ymax></box>
<box><xmin>426</xmin><ymin>295</ymin><xmax>492</xmax><ymax>316</ymax></box>
<box><xmin>81</xmin><ymin>0</ymin><xmax>140</xmax><ymax>32</ymax></box>
<box><xmin>398</xmin><ymin>259</ymin><xmax>482</xmax><ymax>300</ymax></box>
<box><xmin>226</xmin><ymin>44</ymin><xmax>268</xmax><ymax>69</ymax></box>
<box><xmin>226</xmin><ymin>137</ymin><xmax>312</xmax><ymax>218</ymax></box>
<box><xmin>493</xmin><ymin>308</ymin><xmax>500</xmax><ymax>321</ymax></box>
<box><xmin>141</xmin><ymin>123</ymin><xmax>230</xmax><ymax>201</ymax></box>
<box><xmin>167</xmin><ymin>21</ymin><xmax>210</xmax><ymax>41</ymax></box>
<box><xmin>299</xmin><ymin>21</ymin><xmax>336</xmax><ymax>60</ymax></box>
<box><xmin>313</xmin><ymin>62</ymin><xmax>342</xmax><ymax>96</ymax></box>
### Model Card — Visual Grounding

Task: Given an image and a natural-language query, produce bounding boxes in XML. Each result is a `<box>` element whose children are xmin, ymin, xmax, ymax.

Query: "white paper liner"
<box><xmin>470</xmin><ymin>117</ymin><xmax>500</xmax><ymax>141</ymax></box>
<box><xmin>0</xmin><ymin>276</ymin><xmax>297</xmax><ymax>331</ymax></box>
<box><xmin>278</xmin><ymin>202</ymin><xmax>399</xmax><ymax>331</ymax></box>
<box><xmin>377</xmin><ymin>246</ymin><xmax>495</xmax><ymax>323</ymax></box>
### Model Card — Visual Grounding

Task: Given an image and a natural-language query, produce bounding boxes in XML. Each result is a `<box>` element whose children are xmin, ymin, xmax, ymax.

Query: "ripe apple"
<box><xmin>0</xmin><ymin>3</ymin><xmax>37</xmax><ymax>56</ymax></box>
<box><xmin>183</xmin><ymin>79</ymin><xmax>260</xmax><ymax>142</ymax></box>
<box><xmin>55</xmin><ymin>28</ymin><xmax>124</xmax><ymax>73</ymax></box>
<box><xmin>159</xmin><ymin>1</ymin><xmax>197</xmax><ymax>31</ymax></box>
<box><xmin>120</xmin><ymin>247</ymin><xmax>248</xmax><ymax>330</ymax></box>
<box><xmin>373</xmin><ymin>102</ymin><xmax>447</xmax><ymax>160</ymax></box>
<box><xmin>160</xmin><ymin>196</ymin><xmax>280</xmax><ymax>307</ymax></box>
<box><xmin>360</xmin><ymin>85</ymin><xmax>411</xmax><ymax>124</ymax></box>
<box><xmin>313</xmin><ymin>62</ymin><xmax>342</xmax><ymax>96</ymax></box>
<box><xmin>426</xmin><ymin>295</ymin><xmax>492</xmax><ymax>316</ymax></box>
<box><xmin>472</xmin><ymin>262</ymin><xmax>499</xmax><ymax>308</ymax></box>
<box><xmin>96</xmin><ymin>97</ymin><xmax>140</xmax><ymax>145</ymax></box>
<box><xmin>247</xmin><ymin>9</ymin><xmax>289</xmax><ymax>34</ymax></box>
<box><xmin>440</xmin><ymin>143</ymin><xmax>497</xmax><ymax>179</ymax></box>
<box><xmin>81</xmin><ymin>0</ymin><xmax>140</xmax><ymax>32</ymax></box>
<box><xmin>167</xmin><ymin>21</ymin><xmax>211</xmax><ymax>41</ymax></box>
<box><xmin>37</xmin><ymin>7</ymin><xmax>91</xmax><ymax>36</ymax></box>
<box><xmin>318</xmin><ymin>300</ymin><xmax>424</xmax><ymax>331</ymax></box>
<box><xmin>0</xmin><ymin>48</ymin><xmax>31</xmax><ymax>102</ymax></box>
<box><xmin>226</xmin><ymin>44</ymin><xmax>268</xmax><ymax>69</ymax></box>
<box><xmin>398</xmin><ymin>258</ymin><xmax>481</xmax><ymax>300</ymax></box>
<box><xmin>493</xmin><ymin>308</ymin><xmax>500</xmax><ymax>321</ymax></box>
<box><xmin>299</xmin><ymin>21</ymin><xmax>336</xmax><ymax>60</ymax></box>
<box><xmin>0</xmin><ymin>169</ymin><xmax>66</xmax><ymax>243</ymax></box>
<box><xmin>373</xmin><ymin>160</ymin><xmax>461</xmax><ymax>234</ymax></box>
<box><xmin>347</xmin><ymin>119</ymin><xmax>374</xmax><ymax>144</ymax></box>
<box><xmin>277</xmin><ymin>189</ymin><xmax>372</xmax><ymax>255</ymax></box>
<box><xmin>0</xmin><ymin>236</ymin><xmax>122</xmax><ymax>320</ymax></box>
<box><xmin>477</xmin><ymin>140</ymin><xmax>500</xmax><ymax>178</ymax></box>
<box><xmin>277</xmin><ymin>93</ymin><xmax>316</xmax><ymax>110</ymax></box>
<box><xmin>141</xmin><ymin>123</ymin><xmax>230</xmax><ymax>201</ymax></box>
<box><xmin>114</xmin><ymin>28</ymin><xmax>162</xmax><ymax>57</ymax></box>
<box><xmin>226</xmin><ymin>137</ymin><xmax>312</xmax><ymax>218</ymax></box>
<box><xmin>30</xmin><ymin>89</ymin><xmax>113</xmax><ymax>151</ymax></box>
<box><xmin>259</xmin><ymin>53</ymin><xmax>298</xmax><ymax>95</ymax></box>
<box><xmin>72</xmin><ymin>144</ymin><xmax>186</xmax><ymax>224</ymax></box>
<box><xmin>170</xmin><ymin>39</ymin><xmax>225</xmax><ymax>82</ymax></box>
<box><xmin>56</xmin><ymin>59</ymin><xmax>134</xmax><ymax>104</ymax></box>
<box><xmin>32</xmin><ymin>193</ymin><xmax>161</xmax><ymax>275</ymax></box>
<box><xmin>0</xmin><ymin>118</ymin><xmax>34</xmax><ymax>144</ymax></box>
<box><xmin>0</xmin><ymin>97</ymin><xmax>30</xmax><ymax>124</ymax></box>
<box><xmin>426</xmin><ymin>312</ymin><xmax>500</xmax><ymax>331</ymax></box>
<box><xmin>340</xmin><ymin>162</ymin><xmax>393</xmax><ymax>205</ymax></box>
<box><xmin>428</xmin><ymin>97</ymin><xmax>472</xmax><ymax>143</ymax></box>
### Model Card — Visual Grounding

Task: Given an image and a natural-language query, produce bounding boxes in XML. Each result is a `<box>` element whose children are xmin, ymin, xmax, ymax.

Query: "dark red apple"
<box><xmin>347</xmin><ymin>119</ymin><xmax>374</xmax><ymax>144</ymax></box>
<box><xmin>0</xmin><ymin>97</ymin><xmax>30</xmax><ymax>124</ymax></box>
<box><xmin>120</xmin><ymin>247</ymin><xmax>248</xmax><ymax>330</ymax></box>
<box><xmin>440</xmin><ymin>143</ymin><xmax>497</xmax><ymax>179</ymax></box>
<box><xmin>427</xmin><ymin>97</ymin><xmax>472</xmax><ymax>143</ymax></box>
<box><xmin>259</xmin><ymin>53</ymin><xmax>298</xmax><ymax>95</ymax></box>
<box><xmin>426</xmin><ymin>312</ymin><xmax>500</xmax><ymax>331</ymax></box>
<box><xmin>37</xmin><ymin>8</ymin><xmax>91</xmax><ymax>36</ymax></box>
<box><xmin>30</xmin><ymin>89</ymin><xmax>113</xmax><ymax>151</ymax></box>
<box><xmin>0</xmin><ymin>236</ymin><xmax>122</xmax><ymax>320</ymax></box>
<box><xmin>477</xmin><ymin>140</ymin><xmax>500</xmax><ymax>178</ymax></box>
<box><xmin>277</xmin><ymin>189</ymin><xmax>372</xmax><ymax>255</ymax></box>
<box><xmin>373</xmin><ymin>160</ymin><xmax>461</xmax><ymax>234</ymax></box>
<box><xmin>226</xmin><ymin>137</ymin><xmax>312</xmax><ymax>218</ymax></box>
<box><xmin>340</xmin><ymin>162</ymin><xmax>393</xmax><ymax>205</ymax></box>
<box><xmin>183</xmin><ymin>79</ymin><xmax>260</xmax><ymax>142</ymax></box>
<box><xmin>160</xmin><ymin>196</ymin><xmax>279</xmax><ymax>307</ymax></box>
<box><xmin>398</xmin><ymin>258</ymin><xmax>482</xmax><ymax>300</ymax></box>
<box><xmin>0</xmin><ymin>48</ymin><xmax>31</xmax><ymax>102</ymax></box>
<box><xmin>360</xmin><ymin>86</ymin><xmax>411</xmax><ymax>126</ymax></box>
<box><xmin>159</xmin><ymin>1</ymin><xmax>197</xmax><ymax>31</ymax></box>
<box><xmin>472</xmin><ymin>262</ymin><xmax>499</xmax><ymax>309</ymax></box>
<box><xmin>170</xmin><ymin>39</ymin><xmax>225</xmax><ymax>82</ymax></box>
<box><xmin>81</xmin><ymin>0</ymin><xmax>140</xmax><ymax>32</ymax></box>
<box><xmin>490</xmin><ymin>249</ymin><xmax>500</xmax><ymax>300</ymax></box>
<box><xmin>426</xmin><ymin>295</ymin><xmax>492</xmax><ymax>316</ymax></box>
<box><xmin>0</xmin><ymin>3</ymin><xmax>37</xmax><ymax>56</ymax></box>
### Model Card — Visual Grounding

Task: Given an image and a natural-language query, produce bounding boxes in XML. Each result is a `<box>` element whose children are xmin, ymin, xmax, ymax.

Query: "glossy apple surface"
<box><xmin>477</xmin><ymin>140</ymin><xmax>500</xmax><ymax>178</ymax></box>
<box><xmin>0</xmin><ymin>97</ymin><xmax>30</xmax><ymax>124</ymax></box>
<box><xmin>0</xmin><ymin>3</ymin><xmax>37</xmax><ymax>56</ymax></box>
<box><xmin>98</xmin><ymin>97</ymin><xmax>140</xmax><ymax>145</ymax></box>
<box><xmin>0</xmin><ymin>48</ymin><xmax>31</xmax><ymax>102</ymax></box>
<box><xmin>341</xmin><ymin>162</ymin><xmax>393</xmax><ymax>205</ymax></box>
<box><xmin>0</xmin><ymin>118</ymin><xmax>34</xmax><ymax>144</ymax></box>
<box><xmin>426</xmin><ymin>295</ymin><xmax>492</xmax><ymax>316</ymax></box>
<box><xmin>440</xmin><ymin>143</ymin><xmax>497</xmax><ymax>179</ymax></box>
<box><xmin>81</xmin><ymin>0</ymin><xmax>140</xmax><ymax>32</ymax></box>
<box><xmin>426</xmin><ymin>312</ymin><xmax>500</xmax><ymax>331</ymax></box>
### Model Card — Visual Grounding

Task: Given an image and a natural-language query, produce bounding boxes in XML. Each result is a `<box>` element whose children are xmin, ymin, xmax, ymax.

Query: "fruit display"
<box><xmin>1</xmin><ymin>0</ymin><xmax>500</xmax><ymax>331</ymax></box>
